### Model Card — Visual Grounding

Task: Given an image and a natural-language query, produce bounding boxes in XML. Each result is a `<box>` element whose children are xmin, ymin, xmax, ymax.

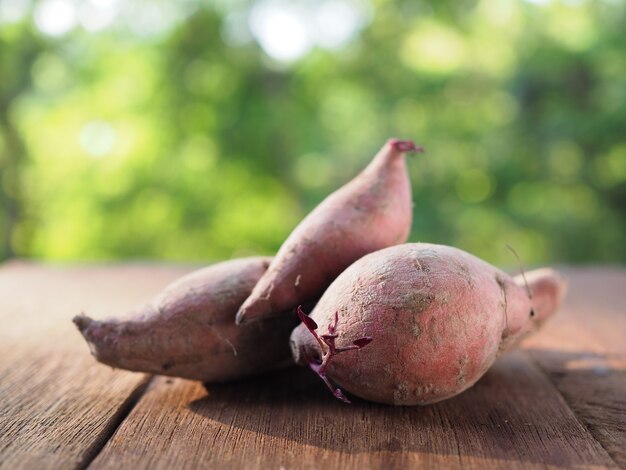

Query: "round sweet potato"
<box><xmin>290</xmin><ymin>243</ymin><xmax>567</xmax><ymax>405</ymax></box>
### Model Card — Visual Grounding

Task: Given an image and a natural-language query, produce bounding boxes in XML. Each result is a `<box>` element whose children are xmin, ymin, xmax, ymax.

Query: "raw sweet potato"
<box><xmin>290</xmin><ymin>243</ymin><xmax>567</xmax><ymax>405</ymax></box>
<box><xmin>73</xmin><ymin>257</ymin><xmax>299</xmax><ymax>382</ymax></box>
<box><xmin>236</xmin><ymin>139</ymin><xmax>422</xmax><ymax>325</ymax></box>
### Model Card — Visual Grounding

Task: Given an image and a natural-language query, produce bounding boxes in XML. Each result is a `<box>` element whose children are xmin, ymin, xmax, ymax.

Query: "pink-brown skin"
<box><xmin>290</xmin><ymin>243</ymin><xmax>567</xmax><ymax>405</ymax></box>
<box><xmin>235</xmin><ymin>139</ymin><xmax>422</xmax><ymax>325</ymax></box>
<box><xmin>73</xmin><ymin>257</ymin><xmax>299</xmax><ymax>383</ymax></box>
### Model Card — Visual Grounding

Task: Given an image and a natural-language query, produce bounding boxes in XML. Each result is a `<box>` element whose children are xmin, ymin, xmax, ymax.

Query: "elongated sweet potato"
<box><xmin>73</xmin><ymin>257</ymin><xmax>299</xmax><ymax>382</ymax></box>
<box><xmin>236</xmin><ymin>139</ymin><xmax>422</xmax><ymax>325</ymax></box>
<box><xmin>290</xmin><ymin>243</ymin><xmax>566</xmax><ymax>405</ymax></box>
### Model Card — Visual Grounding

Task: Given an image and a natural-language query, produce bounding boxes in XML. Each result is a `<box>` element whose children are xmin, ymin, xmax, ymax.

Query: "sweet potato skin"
<box><xmin>290</xmin><ymin>243</ymin><xmax>566</xmax><ymax>405</ymax></box>
<box><xmin>236</xmin><ymin>139</ymin><xmax>416</xmax><ymax>325</ymax></box>
<box><xmin>74</xmin><ymin>257</ymin><xmax>298</xmax><ymax>382</ymax></box>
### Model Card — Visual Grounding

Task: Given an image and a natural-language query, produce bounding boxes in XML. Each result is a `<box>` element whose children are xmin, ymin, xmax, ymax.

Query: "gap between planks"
<box><xmin>0</xmin><ymin>262</ymin><xmax>194</xmax><ymax>470</ymax></box>
<box><xmin>523</xmin><ymin>353</ymin><xmax>621</xmax><ymax>469</ymax></box>
<box><xmin>521</xmin><ymin>268</ymin><xmax>626</xmax><ymax>469</ymax></box>
<box><xmin>2</xmin><ymin>264</ymin><xmax>622</xmax><ymax>469</ymax></box>
<box><xmin>76</xmin><ymin>375</ymin><xmax>155</xmax><ymax>470</ymax></box>
<box><xmin>86</xmin><ymin>268</ymin><xmax>625</xmax><ymax>470</ymax></box>
<box><xmin>528</xmin><ymin>354</ymin><xmax>626</xmax><ymax>469</ymax></box>
<box><xmin>88</xmin><ymin>351</ymin><xmax>618</xmax><ymax>469</ymax></box>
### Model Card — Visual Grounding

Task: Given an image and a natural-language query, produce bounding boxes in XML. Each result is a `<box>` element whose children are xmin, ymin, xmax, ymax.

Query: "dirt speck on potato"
<box><xmin>456</xmin><ymin>261</ymin><xmax>476</xmax><ymax>288</ymax></box>
<box><xmin>456</xmin><ymin>354</ymin><xmax>469</xmax><ymax>386</ymax></box>
<box><xmin>496</xmin><ymin>273</ymin><xmax>510</xmax><ymax>334</ymax></box>
<box><xmin>412</xmin><ymin>291</ymin><xmax>434</xmax><ymax>312</ymax></box>
<box><xmin>435</xmin><ymin>291</ymin><xmax>450</xmax><ymax>305</ymax></box>
<box><xmin>393</xmin><ymin>382</ymin><xmax>409</xmax><ymax>404</ymax></box>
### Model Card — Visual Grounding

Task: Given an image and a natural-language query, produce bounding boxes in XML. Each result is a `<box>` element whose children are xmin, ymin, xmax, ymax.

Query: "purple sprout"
<box><xmin>296</xmin><ymin>306</ymin><xmax>373</xmax><ymax>404</ymax></box>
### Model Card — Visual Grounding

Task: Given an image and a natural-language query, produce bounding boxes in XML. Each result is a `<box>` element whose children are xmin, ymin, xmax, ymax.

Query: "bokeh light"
<box><xmin>249</xmin><ymin>1</ymin><xmax>312</xmax><ymax>62</ymax></box>
<box><xmin>0</xmin><ymin>0</ymin><xmax>624</xmax><ymax>265</ymax></box>
<box><xmin>80</xmin><ymin>120</ymin><xmax>117</xmax><ymax>158</ymax></box>
<box><xmin>34</xmin><ymin>0</ymin><xmax>77</xmax><ymax>37</ymax></box>
<box><xmin>248</xmin><ymin>0</ymin><xmax>369</xmax><ymax>62</ymax></box>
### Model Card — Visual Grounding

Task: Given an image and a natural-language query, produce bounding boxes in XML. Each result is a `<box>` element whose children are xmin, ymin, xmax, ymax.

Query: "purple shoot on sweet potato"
<box><xmin>295</xmin><ymin>306</ymin><xmax>372</xmax><ymax>403</ymax></box>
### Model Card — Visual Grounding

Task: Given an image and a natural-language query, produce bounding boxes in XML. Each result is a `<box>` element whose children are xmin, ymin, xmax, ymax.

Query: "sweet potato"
<box><xmin>290</xmin><ymin>243</ymin><xmax>567</xmax><ymax>405</ymax></box>
<box><xmin>236</xmin><ymin>139</ymin><xmax>422</xmax><ymax>325</ymax></box>
<box><xmin>73</xmin><ymin>257</ymin><xmax>299</xmax><ymax>382</ymax></box>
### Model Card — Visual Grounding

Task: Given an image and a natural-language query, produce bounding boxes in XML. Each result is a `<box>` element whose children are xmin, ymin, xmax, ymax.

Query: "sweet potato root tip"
<box><xmin>235</xmin><ymin>310</ymin><xmax>246</xmax><ymax>325</ymax></box>
<box><xmin>235</xmin><ymin>297</ymin><xmax>282</xmax><ymax>325</ymax></box>
<box><xmin>72</xmin><ymin>314</ymin><xmax>93</xmax><ymax>333</ymax></box>
<box><xmin>73</xmin><ymin>257</ymin><xmax>299</xmax><ymax>383</ymax></box>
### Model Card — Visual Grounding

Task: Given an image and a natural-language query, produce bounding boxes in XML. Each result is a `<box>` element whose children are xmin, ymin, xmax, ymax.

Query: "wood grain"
<box><xmin>0</xmin><ymin>264</ymin><xmax>623</xmax><ymax>469</ymax></box>
<box><xmin>90</xmin><ymin>350</ymin><xmax>617</xmax><ymax>469</ymax></box>
<box><xmin>89</xmin><ymin>268</ymin><xmax>625</xmax><ymax>470</ymax></box>
<box><xmin>0</xmin><ymin>262</ymin><xmax>191</xmax><ymax>469</ymax></box>
<box><xmin>521</xmin><ymin>268</ymin><xmax>626</xmax><ymax>468</ymax></box>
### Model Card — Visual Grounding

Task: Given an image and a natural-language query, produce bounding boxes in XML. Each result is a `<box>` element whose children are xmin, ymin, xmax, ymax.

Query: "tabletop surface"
<box><xmin>0</xmin><ymin>262</ymin><xmax>624</xmax><ymax>470</ymax></box>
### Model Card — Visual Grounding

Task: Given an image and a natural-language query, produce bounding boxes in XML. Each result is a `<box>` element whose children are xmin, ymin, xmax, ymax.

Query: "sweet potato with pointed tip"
<box><xmin>73</xmin><ymin>257</ymin><xmax>299</xmax><ymax>382</ymax></box>
<box><xmin>236</xmin><ymin>139</ymin><xmax>422</xmax><ymax>325</ymax></box>
<box><xmin>290</xmin><ymin>243</ymin><xmax>567</xmax><ymax>405</ymax></box>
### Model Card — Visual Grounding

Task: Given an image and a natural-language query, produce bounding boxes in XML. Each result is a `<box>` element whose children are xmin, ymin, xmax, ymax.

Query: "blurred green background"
<box><xmin>1</xmin><ymin>0</ymin><xmax>625</xmax><ymax>266</ymax></box>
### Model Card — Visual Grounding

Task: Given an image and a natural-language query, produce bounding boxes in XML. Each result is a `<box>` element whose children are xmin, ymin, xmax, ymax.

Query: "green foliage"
<box><xmin>1</xmin><ymin>0</ymin><xmax>625</xmax><ymax>264</ymax></box>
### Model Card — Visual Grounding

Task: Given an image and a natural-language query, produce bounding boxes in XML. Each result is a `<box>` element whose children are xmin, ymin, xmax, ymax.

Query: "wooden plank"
<box><xmin>2</xmin><ymin>264</ymin><xmax>622</xmax><ymax>469</ymax></box>
<box><xmin>521</xmin><ymin>268</ymin><xmax>626</xmax><ymax>468</ymax></box>
<box><xmin>0</xmin><ymin>262</ymin><xmax>191</xmax><ymax>469</ymax></box>
<box><xmin>90</xmin><ymin>353</ymin><xmax>617</xmax><ymax>469</ymax></box>
<box><xmin>90</xmin><ymin>273</ymin><xmax>620</xmax><ymax>469</ymax></box>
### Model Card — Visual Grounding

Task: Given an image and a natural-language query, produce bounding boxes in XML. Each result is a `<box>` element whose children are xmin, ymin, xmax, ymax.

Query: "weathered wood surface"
<box><xmin>523</xmin><ymin>267</ymin><xmax>626</xmax><ymax>468</ymax></box>
<box><xmin>0</xmin><ymin>262</ymin><xmax>188</xmax><ymax>469</ymax></box>
<box><xmin>0</xmin><ymin>263</ymin><xmax>624</xmax><ymax>469</ymax></box>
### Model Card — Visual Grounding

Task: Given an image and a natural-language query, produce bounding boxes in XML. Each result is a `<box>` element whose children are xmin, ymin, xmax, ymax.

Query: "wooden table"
<box><xmin>0</xmin><ymin>262</ymin><xmax>624</xmax><ymax>469</ymax></box>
